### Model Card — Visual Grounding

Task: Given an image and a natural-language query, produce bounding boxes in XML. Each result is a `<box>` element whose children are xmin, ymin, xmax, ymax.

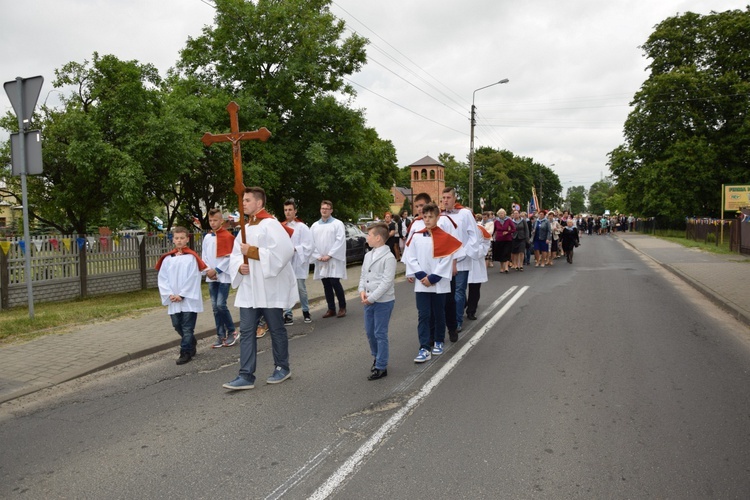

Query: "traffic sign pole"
<box><xmin>5</xmin><ymin>76</ymin><xmax>44</xmax><ymax>319</ymax></box>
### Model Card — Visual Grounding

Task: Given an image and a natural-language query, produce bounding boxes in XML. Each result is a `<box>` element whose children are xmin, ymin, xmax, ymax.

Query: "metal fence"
<box><xmin>0</xmin><ymin>232</ymin><xmax>207</xmax><ymax>309</ymax></box>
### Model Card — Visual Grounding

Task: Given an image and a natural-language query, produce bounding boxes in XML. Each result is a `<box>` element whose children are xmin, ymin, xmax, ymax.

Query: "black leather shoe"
<box><xmin>448</xmin><ymin>330</ymin><xmax>458</xmax><ymax>342</ymax></box>
<box><xmin>467</xmin><ymin>313</ymin><xmax>477</xmax><ymax>320</ymax></box>
<box><xmin>368</xmin><ymin>368</ymin><xmax>388</xmax><ymax>380</ymax></box>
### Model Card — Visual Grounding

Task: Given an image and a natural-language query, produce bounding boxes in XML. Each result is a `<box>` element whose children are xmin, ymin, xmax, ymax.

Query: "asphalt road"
<box><xmin>2</xmin><ymin>235</ymin><xmax>749</xmax><ymax>499</ymax></box>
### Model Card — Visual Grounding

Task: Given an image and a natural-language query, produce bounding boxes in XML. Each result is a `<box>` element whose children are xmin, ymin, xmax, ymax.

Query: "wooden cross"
<box><xmin>201</xmin><ymin>101</ymin><xmax>271</xmax><ymax>263</ymax></box>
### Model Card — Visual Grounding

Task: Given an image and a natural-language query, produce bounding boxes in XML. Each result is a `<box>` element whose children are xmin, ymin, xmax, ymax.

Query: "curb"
<box><xmin>619</xmin><ymin>237</ymin><xmax>750</xmax><ymax>328</ymax></box>
<box><xmin>0</xmin><ymin>268</ymin><xmax>407</xmax><ymax>405</ymax></box>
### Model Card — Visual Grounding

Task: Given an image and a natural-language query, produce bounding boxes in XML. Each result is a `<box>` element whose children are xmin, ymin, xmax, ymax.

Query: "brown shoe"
<box><xmin>322</xmin><ymin>309</ymin><xmax>336</xmax><ymax>319</ymax></box>
<box><xmin>336</xmin><ymin>308</ymin><xmax>347</xmax><ymax>318</ymax></box>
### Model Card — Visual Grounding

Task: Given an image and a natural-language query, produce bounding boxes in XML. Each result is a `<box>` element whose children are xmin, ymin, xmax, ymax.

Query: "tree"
<box><xmin>588</xmin><ymin>178</ymin><xmax>617</xmax><ymax>215</ymax></box>
<box><xmin>565</xmin><ymin>185</ymin><xmax>587</xmax><ymax>214</ymax></box>
<box><xmin>609</xmin><ymin>8</ymin><xmax>750</xmax><ymax>218</ymax></box>
<box><xmin>0</xmin><ymin>53</ymin><xmax>195</xmax><ymax>233</ymax></box>
<box><xmin>175</xmin><ymin>0</ymin><xmax>397</xmax><ymax>223</ymax></box>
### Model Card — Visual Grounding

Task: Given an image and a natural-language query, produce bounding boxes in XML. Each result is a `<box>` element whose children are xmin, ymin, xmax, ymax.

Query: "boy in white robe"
<box><xmin>465</xmin><ymin>219</ymin><xmax>492</xmax><ymax>320</ymax></box>
<box><xmin>223</xmin><ymin>187</ymin><xmax>299</xmax><ymax>391</ymax></box>
<box><xmin>202</xmin><ymin>208</ymin><xmax>237</xmax><ymax>348</ymax></box>
<box><xmin>156</xmin><ymin>226</ymin><xmax>207</xmax><ymax>365</ymax></box>
<box><xmin>310</xmin><ymin>200</ymin><xmax>348</xmax><ymax>318</ymax></box>
<box><xmin>404</xmin><ymin>203</ymin><xmax>462</xmax><ymax>364</ymax></box>
<box><xmin>282</xmin><ymin>198</ymin><xmax>314</xmax><ymax>325</ymax></box>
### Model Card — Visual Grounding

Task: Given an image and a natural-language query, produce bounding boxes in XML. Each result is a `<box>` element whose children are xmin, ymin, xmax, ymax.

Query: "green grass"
<box><xmin>649</xmin><ymin>230</ymin><xmax>736</xmax><ymax>255</ymax></box>
<box><xmin>0</xmin><ymin>288</ymin><xmax>163</xmax><ymax>345</ymax></box>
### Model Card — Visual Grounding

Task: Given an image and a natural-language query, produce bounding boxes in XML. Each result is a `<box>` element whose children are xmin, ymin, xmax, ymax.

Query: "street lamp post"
<box><xmin>539</xmin><ymin>163</ymin><xmax>554</xmax><ymax>210</ymax></box>
<box><xmin>470</xmin><ymin>78</ymin><xmax>509</xmax><ymax>211</ymax></box>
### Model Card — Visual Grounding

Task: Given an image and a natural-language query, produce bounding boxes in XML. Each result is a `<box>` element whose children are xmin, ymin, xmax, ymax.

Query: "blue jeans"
<box><xmin>171</xmin><ymin>311</ymin><xmax>197</xmax><ymax>354</ymax></box>
<box><xmin>364</xmin><ymin>300</ymin><xmax>394</xmax><ymax>370</ymax></box>
<box><xmin>454</xmin><ymin>270</ymin><xmax>469</xmax><ymax>328</ymax></box>
<box><xmin>208</xmin><ymin>281</ymin><xmax>235</xmax><ymax>340</ymax></box>
<box><xmin>416</xmin><ymin>292</ymin><xmax>446</xmax><ymax>350</ymax></box>
<box><xmin>237</xmin><ymin>308</ymin><xmax>289</xmax><ymax>384</ymax></box>
<box><xmin>285</xmin><ymin>278</ymin><xmax>309</xmax><ymax>316</ymax></box>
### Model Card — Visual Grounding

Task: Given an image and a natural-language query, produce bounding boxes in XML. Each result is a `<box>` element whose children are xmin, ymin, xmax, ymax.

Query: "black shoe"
<box><xmin>368</xmin><ymin>368</ymin><xmax>388</xmax><ymax>380</ymax></box>
<box><xmin>448</xmin><ymin>330</ymin><xmax>458</xmax><ymax>342</ymax></box>
<box><xmin>467</xmin><ymin>313</ymin><xmax>477</xmax><ymax>321</ymax></box>
<box><xmin>176</xmin><ymin>352</ymin><xmax>192</xmax><ymax>365</ymax></box>
<box><xmin>371</xmin><ymin>359</ymin><xmax>377</xmax><ymax>372</ymax></box>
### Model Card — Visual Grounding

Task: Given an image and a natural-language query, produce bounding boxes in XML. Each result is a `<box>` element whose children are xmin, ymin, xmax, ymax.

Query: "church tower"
<box><xmin>409</xmin><ymin>155</ymin><xmax>445</xmax><ymax>206</ymax></box>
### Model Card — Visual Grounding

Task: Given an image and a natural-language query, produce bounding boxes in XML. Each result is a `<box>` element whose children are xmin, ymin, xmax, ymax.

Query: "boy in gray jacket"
<box><xmin>358</xmin><ymin>222</ymin><xmax>397</xmax><ymax>380</ymax></box>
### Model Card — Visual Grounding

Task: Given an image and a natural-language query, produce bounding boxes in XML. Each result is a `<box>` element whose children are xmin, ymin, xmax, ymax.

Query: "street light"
<box><xmin>469</xmin><ymin>78</ymin><xmax>509</xmax><ymax>211</ymax></box>
<box><xmin>539</xmin><ymin>163</ymin><xmax>554</xmax><ymax>210</ymax></box>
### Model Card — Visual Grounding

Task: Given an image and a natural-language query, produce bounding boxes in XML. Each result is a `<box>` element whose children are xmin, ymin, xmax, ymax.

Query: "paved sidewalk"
<box><xmin>0</xmin><ymin>264</ymin><xmax>403</xmax><ymax>404</ymax></box>
<box><xmin>617</xmin><ymin>233</ymin><xmax>750</xmax><ymax>327</ymax></box>
<box><xmin>1</xmin><ymin>235</ymin><xmax>748</xmax><ymax>405</ymax></box>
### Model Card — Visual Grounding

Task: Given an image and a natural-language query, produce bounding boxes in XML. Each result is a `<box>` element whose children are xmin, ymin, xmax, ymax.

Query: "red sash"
<box><xmin>407</xmin><ymin>226</ymin><xmax>462</xmax><ymax>258</ymax></box>
<box><xmin>155</xmin><ymin>247</ymin><xmax>208</xmax><ymax>271</ymax></box>
<box><xmin>252</xmin><ymin>209</ymin><xmax>294</xmax><ymax>238</ymax></box>
<box><xmin>214</xmin><ymin>227</ymin><xmax>234</xmax><ymax>257</ymax></box>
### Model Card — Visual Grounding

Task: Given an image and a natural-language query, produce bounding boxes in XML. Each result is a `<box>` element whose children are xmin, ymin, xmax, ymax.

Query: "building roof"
<box><xmin>393</xmin><ymin>186</ymin><xmax>412</xmax><ymax>197</ymax></box>
<box><xmin>409</xmin><ymin>155</ymin><xmax>444</xmax><ymax>167</ymax></box>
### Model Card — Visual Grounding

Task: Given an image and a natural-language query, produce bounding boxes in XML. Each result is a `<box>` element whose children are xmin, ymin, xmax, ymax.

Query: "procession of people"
<box><xmin>159</xmin><ymin>186</ymin><xmax>590</xmax><ymax>389</ymax></box>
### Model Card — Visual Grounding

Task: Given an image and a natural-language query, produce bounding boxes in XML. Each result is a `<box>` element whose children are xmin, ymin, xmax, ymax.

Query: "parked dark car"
<box><xmin>344</xmin><ymin>222</ymin><xmax>368</xmax><ymax>263</ymax></box>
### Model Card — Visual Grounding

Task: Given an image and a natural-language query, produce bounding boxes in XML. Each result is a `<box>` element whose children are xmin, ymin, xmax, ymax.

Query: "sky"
<box><xmin>1</xmin><ymin>0</ymin><xmax>747</xmax><ymax>192</ymax></box>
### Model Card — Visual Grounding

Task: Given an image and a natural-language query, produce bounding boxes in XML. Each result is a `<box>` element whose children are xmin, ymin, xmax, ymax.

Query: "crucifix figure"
<box><xmin>201</xmin><ymin>101</ymin><xmax>271</xmax><ymax>263</ymax></box>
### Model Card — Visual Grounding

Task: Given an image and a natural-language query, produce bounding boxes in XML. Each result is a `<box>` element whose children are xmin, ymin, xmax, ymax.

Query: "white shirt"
<box><xmin>468</xmin><ymin>223</ymin><xmax>491</xmax><ymax>284</ymax></box>
<box><xmin>441</xmin><ymin>207</ymin><xmax>479</xmax><ymax>272</ymax></box>
<box><xmin>229</xmin><ymin>217</ymin><xmax>299</xmax><ymax>309</ymax></box>
<box><xmin>404</xmin><ymin>230</ymin><xmax>455</xmax><ymax>294</ymax></box>
<box><xmin>202</xmin><ymin>231</ymin><xmax>232</xmax><ymax>284</ymax></box>
<box><xmin>285</xmin><ymin>219</ymin><xmax>314</xmax><ymax>280</ymax></box>
<box><xmin>310</xmin><ymin>216</ymin><xmax>347</xmax><ymax>280</ymax></box>
<box><xmin>158</xmin><ymin>253</ymin><xmax>205</xmax><ymax>315</ymax></box>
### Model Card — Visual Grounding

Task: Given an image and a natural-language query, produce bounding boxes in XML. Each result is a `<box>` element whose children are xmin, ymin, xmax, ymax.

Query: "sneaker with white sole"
<box><xmin>284</xmin><ymin>314</ymin><xmax>294</xmax><ymax>326</ymax></box>
<box><xmin>212</xmin><ymin>339</ymin><xmax>226</xmax><ymax>349</ymax></box>
<box><xmin>266</xmin><ymin>366</ymin><xmax>291</xmax><ymax>384</ymax></box>
<box><xmin>431</xmin><ymin>342</ymin><xmax>444</xmax><ymax>355</ymax></box>
<box><xmin>414</xmin><ymin>348</ymin><xmax>432</xmax><ymax>363</ymax></box>
<box><xmin>303</xmin><ymin>311</ymin><xmax>312</xmax><ymax>323</ymax></box>
<box><xmin>222</xmin><ymin>376</ymin><xmax>255</xmax><ymax>390</ymax></box>
<box><xmin>224</xmin><ymin>332</ymin><xmax>238</xmax><ymax>347</ymax></box>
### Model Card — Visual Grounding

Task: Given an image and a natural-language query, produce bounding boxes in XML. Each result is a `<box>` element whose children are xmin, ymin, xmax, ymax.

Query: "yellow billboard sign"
<box><xmin>724</xmin><ymin>184</ymin><xmax>750</xmax><ymax>211</ymax></box>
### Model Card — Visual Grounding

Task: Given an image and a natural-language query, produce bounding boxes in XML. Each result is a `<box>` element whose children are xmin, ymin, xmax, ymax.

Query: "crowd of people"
<box><xmin>158</xmin><ymin>186</ymin><xmax>632</xmax><ymax>390</ymax></box>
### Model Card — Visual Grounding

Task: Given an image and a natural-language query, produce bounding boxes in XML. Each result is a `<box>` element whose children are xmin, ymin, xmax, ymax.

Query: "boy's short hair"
<box><xmin>173</xmin><ymin>226</ymin><xmax>189</xmax><ymax>236</ymax></box>
<box><xmin>321</xmin><ymin>200</ymin><xmax>333</xmax><ymax>209</ymax></box>
<box><xmin>368</xmin><ymin>222</ymin><xmax>389</xmax><ymax>242</ymax></box>
<box><xmin>245</xmin><ymin>186</ymin><xmax>266</xmax><ymax>207</ymax></box>
<box><xmin>442</xmin><ymin>186</ymin><xmax>456</xmax><ymax>196</ymax></box>
<box><xmin>208</xmin><ymin>208</ymin><xmax>222</xmax><ymax>217</ymax></box>
<box><xmin>414</xmin><ymin>192</ymin><xmax>431</xmax><ymax>203</ymax></box>
<box><xmin>421</xmin><ymin>202</ymin><xmax>440</xmax><ymax>217</ymax></box>
<box><xmin>284</xmin><ymin>198</ymin><xmax>297</xmax><ymax>208</ymax></box>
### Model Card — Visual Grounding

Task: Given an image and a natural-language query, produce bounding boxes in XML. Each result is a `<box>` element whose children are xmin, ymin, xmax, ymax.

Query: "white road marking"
<box><xmin>308</xmin><ymin>285</ymin><xmax>530</xmax><ymax>499</ymax></box>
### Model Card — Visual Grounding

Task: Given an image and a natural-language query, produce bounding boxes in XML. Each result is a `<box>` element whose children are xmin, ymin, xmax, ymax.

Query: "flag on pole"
<box><xmin>531</xmin><ymin>186</ymin><xmax>541</xmax><ymax>212</ymax></box>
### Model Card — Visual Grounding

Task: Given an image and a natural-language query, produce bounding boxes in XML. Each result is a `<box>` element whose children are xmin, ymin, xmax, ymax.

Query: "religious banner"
<box><xmin>724</xmin><ymin>184</ymin><xmax>750</xmax><ymax>211</ymax></box>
